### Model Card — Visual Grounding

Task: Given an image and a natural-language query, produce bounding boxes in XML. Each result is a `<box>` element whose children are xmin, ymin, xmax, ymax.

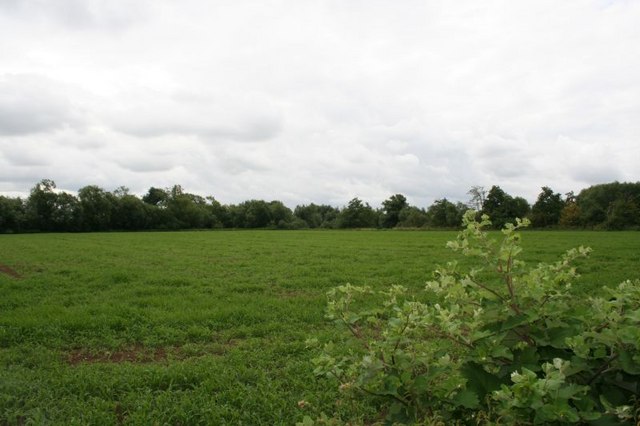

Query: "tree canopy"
<box><xmin>0</xmin><ymin>180</ymin><xmax>638</xmax><ymax>233</ymax></box>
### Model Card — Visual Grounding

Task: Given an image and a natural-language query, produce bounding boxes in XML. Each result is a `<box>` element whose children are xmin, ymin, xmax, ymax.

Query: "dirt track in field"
<box><xmin>0</xmin><ymin>263</ymin><xmax>20</xmax><ymax>278</ymax></box>
<box><xmin>67</xmin><ymin>346</ymin><xmax>170</xmax><ymax>365</ymax></box>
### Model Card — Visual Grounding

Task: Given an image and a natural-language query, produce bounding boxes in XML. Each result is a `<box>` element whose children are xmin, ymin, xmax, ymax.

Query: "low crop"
<box><xmin>308</xmin><ymin>211</ymin><xmax>640</xmax><ymax>424</ymax></box>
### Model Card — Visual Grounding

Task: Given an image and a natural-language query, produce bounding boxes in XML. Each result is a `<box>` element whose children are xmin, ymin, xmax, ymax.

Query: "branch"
<box><xmin>587</xmin><ymin>353</ymin><xmax>619</xmax><ymax>385</ymax></box>
<box><xmin>501</xmin><ymin>253</ymin><xmax>522</xmax><ymax>315</ymax></box>
<box><xmin>427</xmin><ymin>326</ymin><xmax>475</xmax><ymax>349</ymax></box>
<box><xmin>340</xmin><ymin>314</ymin><xmax>371</xmax><ymax>350</ymax></box>
<box><xmin>393</xmin><ymin>310</ymin><xmax>413</xmax><ymax>355</ymax></box>
<box><xmin>510</xmin><ymin>327</ymin><xmax>536</xmax><ymax>347</ymax></box>
<box><xmin>469</xmin><ymin>278</ymin><xmax>507</xmax><ymax>302</ymax></box>
<box><xmin>358</xmin><ymin>385</ymin><xmax>410</xmax><ymax>407</ymax></box>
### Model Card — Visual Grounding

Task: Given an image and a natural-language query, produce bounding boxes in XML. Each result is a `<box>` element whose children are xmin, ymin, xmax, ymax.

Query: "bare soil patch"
<box><xmin>0</xmin><ymin>262</ymin><xmax>21</xmax><ymax>278</ymax></box>
<box><xmin>67</xmin><ymin>341</ymin><xmax>240</xmax><ymax>365</ymax></box>
<box><xmin>67</xmin><ymin>345</ymin><xmax>170</xmax><ymax>365</ymax></box>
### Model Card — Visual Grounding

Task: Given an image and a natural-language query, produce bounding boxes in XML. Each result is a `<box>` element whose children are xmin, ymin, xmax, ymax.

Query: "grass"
<box><xmin>0</xmin><ymin>230</ymin><xmax>639</xmax><ymax>424</ymax></box>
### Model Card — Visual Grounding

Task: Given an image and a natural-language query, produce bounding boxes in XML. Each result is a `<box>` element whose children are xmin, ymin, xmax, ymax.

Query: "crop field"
<box><xmin>1</xmin><ymin>230</ymin><xmax>639</xmax><ymax>425</ymax></box>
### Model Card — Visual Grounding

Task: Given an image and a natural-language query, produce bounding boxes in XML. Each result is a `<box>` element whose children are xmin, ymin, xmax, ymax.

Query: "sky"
<box><xmin>1</xmin><ymin>0</ymin><xmax>639</xmax><ymax>208</ymax></box>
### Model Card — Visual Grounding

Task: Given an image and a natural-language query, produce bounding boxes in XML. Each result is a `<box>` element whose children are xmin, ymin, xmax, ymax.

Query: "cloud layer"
<box><xmin>1</xmin><ymin>0</ymin><xmax>639</xmax><ymax>206</ymax></box>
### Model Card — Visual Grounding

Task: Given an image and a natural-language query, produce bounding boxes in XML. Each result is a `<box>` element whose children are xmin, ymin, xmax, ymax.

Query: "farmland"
<box><xmin>1</xmin><ymin>230</ymin><xmax>639</xmax><ymax>424</ymax></box>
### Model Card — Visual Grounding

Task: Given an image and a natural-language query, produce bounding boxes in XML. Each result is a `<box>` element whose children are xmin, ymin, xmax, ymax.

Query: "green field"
<box><xmin>1</xmin><ymin>230</ymin><xmax>639</xmax><ymax>424</ymax></box>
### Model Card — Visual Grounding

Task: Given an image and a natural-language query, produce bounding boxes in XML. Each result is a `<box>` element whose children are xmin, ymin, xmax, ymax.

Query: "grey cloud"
<box><xmin>0</xmin><ymin>167</ymin><xmax>44</xmax><ymax>186</ymax></box>
<box><xmin>482</xmin><ymin>157</ymin><xmax>533</xmax><ymax>179</ymax></box>
<box><xmin>0</xmin><ymin>148</ymin><xmax>49</xmax><ymax>167</ymax></box>
<box><xmin>108</xmin><ymin>91</ymin><xmax>283</xmax><ymax>142</ymax></box>
<box><xmin>116</xmin><ymin>117</ymin><xmax>281</xmax><ymax>142</ymax></box>
<box><xmin>0</xmin><ymin>74</ymin><xmax>80</xmax><ymax>136</ymax></box>
<box><xmin>216</xmin><ymin>144</ymin><xmax>277</xmax><ymax>175</ymax></box>
<box><xmin>570</xmin><ymin>165</ymin><xmax>622</xmax><ymax>185</ymax></box>
<box><xmin>100</xmin><ymin>134</ymin><xmax>211</xmax><ymax>177</ymax></box>
<box><xmin>115</xmin><ymin>159</ymin><xmax>175</xmax><ymax>173</ymax></box>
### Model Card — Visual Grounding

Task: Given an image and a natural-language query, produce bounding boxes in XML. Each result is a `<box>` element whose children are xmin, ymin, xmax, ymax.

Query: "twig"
<box><xmin>358</xmin><ymin>385</ymin><xmax>410</xmax><ymax>406</ymax></box>
<box><xmin>470</xmin><ymin>278</ymin><xmax>506</xmax><ymax>302</ymax></box>
<box><xmin>587</xmin><ymin>353</ymin><xmax>619</xmax><ymax>385</ymax></box>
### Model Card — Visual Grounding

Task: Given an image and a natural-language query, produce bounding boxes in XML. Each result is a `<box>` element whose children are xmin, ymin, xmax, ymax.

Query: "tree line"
<box><xmin>0</xmin><ymin>179</ymin><xmax>638</xmax><ymax>233</ymax></box>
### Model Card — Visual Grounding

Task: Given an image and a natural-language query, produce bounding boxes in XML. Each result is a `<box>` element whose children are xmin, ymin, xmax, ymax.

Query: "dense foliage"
<box><xmin>309</xmin><ymin>211</ymin><xmax>640</xmax><ymax>424</ymax></box>
<box><xmin>0</xmin><ymin>180</ymin><xmax>639</xmax><ymax>233</ymax></box>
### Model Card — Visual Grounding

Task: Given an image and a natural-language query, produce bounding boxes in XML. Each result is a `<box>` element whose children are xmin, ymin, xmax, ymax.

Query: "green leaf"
<box><xmin>619</xmin><ymin>350</ymin><xmax>640</xmax><ymax>374</ymax></box>
<box><xmin>382</xmin><ymin>375</ymin><xmax>401</xmax><ymax>396</ymax></box>
<box><xmin>557</xmin><ymin>383</ymin><xmax>587</xmax><ymax>399</ymax></box>
<box><xmin>386</xmin><ymin>402</ymin><xmax>412</xmax><ymax>424</ymax></box>
<box><xmin>453</xmin><ymin>389</ymin><xmax>480</xmax><ymax>409</ymax></box>
<box><xmin>491</xmin><ymin>345</ymin><xmax>513</xmax><ymax>360</ymax></box>
<box><xmin>510</xmin><ymin>346</ymin><xmax>540</xmax><ymax>373</ymax></box>
<box><xmin>412</xmin><ymin>374</ymin><xmax>429</xmax><ymax>394</ymax></box>
<box><xmin>538</xmin><ymin>345</ymin><xmax>572</xmax><ymax>361</ymax></box>
<box><xmin>547</xmin><ymin>326</ymin><xmax>579</xmax><ymax>348</ymax></box>
<box><xmin>500</xmin><ymin>314</ymin><xmax>530</xmax><ymax>331</ymax></box>
<box><xmin>609</xmin><ymin>376</ymin><xmax>639</xmax><ymax>394</ymax></box>
<box><xmin>598</xmin><ymin>387</ymin><xmax>628</xmax><ymax>407</ymax></box>
<box><xmin>627</xmin><ymin>308</ymin><xmax>640</xmax><ymax>322</ymax></box>
<box><xmin>461</xmin><ymin>362</ymin><xmax>503</xmax><ymax>399</ymax></box>
<box><xmin>617</xmin><ymin>326</ymin><xmax>640</xmax><ymax>345</ymax></box>
<box><xmin>579</xmin><ymin>411</ymin><xmax>601</xmax><ymax>421</ymax></box>
<box><xmin>588</xmin><ymin>414</ymin><xmax>626</xmax><ymax>426</ymax></box>
<box><xmin>296</xmin><ymin>416</ymin><xmax>315</xmax><ymax>426</ymax></box>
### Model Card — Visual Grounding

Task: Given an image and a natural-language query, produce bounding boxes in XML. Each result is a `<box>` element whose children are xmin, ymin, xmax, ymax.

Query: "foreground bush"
<box><xmin>307</xmin><ymin>211</ymin><xmax>640</xmax><ymax>424</ymax></box>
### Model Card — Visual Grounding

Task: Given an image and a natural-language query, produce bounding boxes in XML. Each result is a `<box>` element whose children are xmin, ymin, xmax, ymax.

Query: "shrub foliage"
<box><xmin>309</xmin><ymin>211</ymin><xmax>640</xmax><ymax>424</ymax></box>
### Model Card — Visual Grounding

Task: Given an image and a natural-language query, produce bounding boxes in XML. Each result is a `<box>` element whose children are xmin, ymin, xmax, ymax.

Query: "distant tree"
<box><xmin>381</xmin><ymin>194</ymin><xmax>408</xmax><ymax>228</ymax></box>
<box><xmin>338</xmin><ymin>198</ymin><xmax>378</xmax><ymax>228</ymax></box>
<box><xmin>26</xmin><ymin>179</ymin><xmax>59</xmax><ymax>231</ymax></box>
<box><xmin>112</xmin><ymin>194</ymin><xmax>150</xmax><ymax>230</ymax></box>
<box><xmin>51</xmin><ymin>192</ymin><xmax>81</xmax><ymax>231</ymax></box>
<box><xmin>605</xmin><ymin>198</ymin><xmax>639</xmax><ymax>230</ymax></box>
<box><xmin>18</xmin><ymin>179</ymin><xmax>640</xmax><ymax>233</ymax></box>
<box><xmin>246</xmin><ymin>200</ymin><xmax>273</xmax><ymax>228</ymax></box>
<box><xmin>142</xmin><ymin>187</ymin><xmax>169</xmax><ymax>206</ymax></box>
<box><xmin>113</xmin><ymin>186</ymin><xmax>130</xmax><ymax>197</ymax></box>
<box><xmin>559</xmin><ymin>202</ymin><xmax>581</xmax><ymax>228</ymax></box>
<box><xmin>318</xmin><ymin>205</ymin><xmax>340</xmax><ymax>228</ymax></box>
<box><xmin>77</xmin><ymin>185</ymin><xmax>116</xmax><ymax>231</ymax></box>
<box><xmin>0</xmin><ymin>196</ymin><xmax>26</xmax><ymax>233</ymax></box>
<box><xmin>170</xmin><ymin>184</ymin><xmax>184</xmax><ymax>199</ymax></box>
<box><xmin>483</xmin><ymin>186</ymin><xmax>509</xmax><ymax>228</ymax></box>
<box><xmin>207</xmin><ymin>197</ymin><xmax>229</xmax><ymax>228</ymax></box>
<box><xmin>268</xmin><ymin>201</ymin><xmax>293</xmax><ymax>228</ymax></box>
<box><xmin>426</xmin><ymin>198</ymin><xmax>465</xmax><ymax>228</ymax></box>
<box><xmin>511</xmin><ymin>196</ymin><xmax>531</xmax><ymax>221</ymax></box>
<box><xmin>577</xmin><ymin>182</ymin><xmax>640</xmax><ymax>228</ymax></box>
<box><xmin>294</xmin><ymin>204</ymin><xmax>340</xmax><ymax>228</ymax></box>
<box><xmin>228</xmin><ymin>200</ymin><xmax>274</xmax><ymax>228</ymax></box>
<box><xmin>225</xmin><ymin>204</ymin><xmax>244</xmax><ymax>228</ymax></box>
<box><xmin>396</xmin><ymin>206</ymin><xmax>428</xmax><ymax>228</ymax></box>
<box><xmin>294</xmin><ymin>204</ymin><xmax>320</xmax><ymax>228</ymax></box>
<box><xmin>467</xmin><ymin>186</ymin><xmax>486</xmax><ymax>211</ymax></box>
<box><xmin>483</xmin><ymin>186</ymin><xmax>530</xmax><ymax>228</ymax></box>
<box><xmin>530</xmin><ymin>187</ymin><xmax>564</xmax><ymax>227</ymax></box>
<box><xmin>165</xmin><ymin>187</ymin><xmax>211</xmax><ymax>229</ymax></box>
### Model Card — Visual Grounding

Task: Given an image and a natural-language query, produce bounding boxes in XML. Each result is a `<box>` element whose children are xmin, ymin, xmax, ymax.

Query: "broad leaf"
<box><xmin>453</xmin><ymin>389</ymin><xmax>480</xmax><ymax>409</ymax></box>
<box><xmin>461</xmin><ymin>362</ymin><xmax>503</xmax><ymax>399</ymax></box>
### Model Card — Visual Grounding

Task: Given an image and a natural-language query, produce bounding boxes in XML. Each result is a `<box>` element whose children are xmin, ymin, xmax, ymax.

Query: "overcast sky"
<box><xmin>1</xmin><ymin>0</ymin><xmax>639</xmax><ymax>208</ymax></box>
